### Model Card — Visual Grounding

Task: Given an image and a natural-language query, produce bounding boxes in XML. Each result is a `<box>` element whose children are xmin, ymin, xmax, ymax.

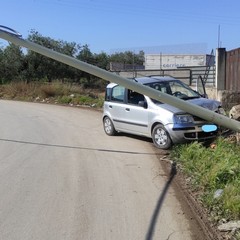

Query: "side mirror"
<box><xmin>138</xmin><ymin>101</ymin><xmax>148</xmax><ymax>109</ymax></box>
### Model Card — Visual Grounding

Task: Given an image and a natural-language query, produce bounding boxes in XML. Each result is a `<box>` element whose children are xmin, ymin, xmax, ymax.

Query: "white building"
<box><xmin>145</xmin><ymin>54</ymin><xmax>214</xmax><ymax>70</ymax></box>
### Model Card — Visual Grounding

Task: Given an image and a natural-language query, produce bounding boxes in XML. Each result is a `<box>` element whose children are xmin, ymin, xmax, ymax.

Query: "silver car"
<box><xmin>103</xmin><ymin>76</ymin><xmax>224</xmax><ymax>149</ymax></box>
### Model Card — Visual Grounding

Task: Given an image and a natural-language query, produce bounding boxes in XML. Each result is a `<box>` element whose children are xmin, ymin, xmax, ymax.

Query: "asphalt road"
<box><xmin>0</xmin><ymin>100</ymin><xmax>203</xmax><ymax>240</ymax></box>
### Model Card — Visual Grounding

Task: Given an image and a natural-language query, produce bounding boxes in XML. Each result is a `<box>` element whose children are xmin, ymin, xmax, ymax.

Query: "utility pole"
<box><xmin>218</xmin><ymin>25</ymin><xmax>221</xmax><ymax>48</ymax></box>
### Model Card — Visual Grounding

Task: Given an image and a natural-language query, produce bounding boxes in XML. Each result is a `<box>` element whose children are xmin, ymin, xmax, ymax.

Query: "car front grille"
<box><xmin>184</xmin><ymin>131</ymin><xmax>218</xmax><ymax>140</ymax></box>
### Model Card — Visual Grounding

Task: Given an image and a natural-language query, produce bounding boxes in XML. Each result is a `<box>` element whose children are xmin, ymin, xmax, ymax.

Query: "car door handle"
<box><xmin>109</xmin><ymin>105</ymin><xmax>112</xmax><ymax>108</ymax></box>
<box><xmin>125</xmin><ymin>108</ymin><xmax>130</xmax><ymax>111</ymax></box>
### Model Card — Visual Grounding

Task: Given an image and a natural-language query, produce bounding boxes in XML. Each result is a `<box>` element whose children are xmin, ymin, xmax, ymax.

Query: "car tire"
<box><xmin>152</xmin><ymin>124</ymin><xmax>172</xmax><ymax>149</ymax></box>
<box><xmin>103</xmin><ymin>116</ymin><xmax>117</xmax><ymax>136</ymax></box>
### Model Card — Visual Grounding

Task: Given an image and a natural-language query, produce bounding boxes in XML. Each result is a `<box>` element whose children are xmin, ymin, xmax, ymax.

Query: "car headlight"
<box><xmin>174</xmin><ymin>114</ymin><xmax>194</xmax><ymax>124</ymax></box>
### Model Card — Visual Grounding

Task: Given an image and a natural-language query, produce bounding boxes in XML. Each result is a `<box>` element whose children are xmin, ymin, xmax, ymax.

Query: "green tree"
<box><xmin>26</xmin><ymin>30</ymin><xmax>82</xmax><ymax>82</ymax></box>
<box><xmin>109</xmin><ymin>50</ymin><xmax>144</xmax><ymax>65</ymax></box>
<box><xmin>76</xmin><ymin>44</ymin><xmax>94</xmax><ymax>63</ymax></box>
<box><xmin>76</xmin><ymin>45</ymin><xmax>97</xmax><ymax>88</ymax></box>
<box><xmin>0</xmin><ymin>47</ymin><xmax>4</xmax><ymax>83</ymax></box>
<box><xmin>1</xmin><ymin>43</ymin><xmax>24</xmax><ymax>83</ymax></box>
<box><xmin>135</xmin><ymin>50</ymin><xmax>145</xmax><ymax>65</ymax></box>
<box><xmin>94</xmin><ymin>52</ymin><xmax>109</xmax><ymax>70</ymax></box>
<box><xmin>0</xmin><ymin>29</ymin><xmax>144</xmax><ymax>88</ymax></box>
<box><xmin>109</xmin><ymin>50</ymin><xmax>145</xmax><ymax>71</ymax></box>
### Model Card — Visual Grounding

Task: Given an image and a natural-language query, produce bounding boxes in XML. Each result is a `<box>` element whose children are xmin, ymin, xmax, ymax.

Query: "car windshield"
<box><xmin>144</xmin><ymin>80</ymin><xmax>200</xmax><ymax>103</ymax></box>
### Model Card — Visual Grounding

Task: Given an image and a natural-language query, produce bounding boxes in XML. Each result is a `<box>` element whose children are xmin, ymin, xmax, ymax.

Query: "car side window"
<box><xmin>111</xmin><ymin>85</ymin><xmax>125</xmax><ymax>102</ymax></box>
<box><xmin>127</xmin><ymin>90</ymin><xmax>145</xmax><ymax>105</ymax></box>
<box><xmin>105</xmin><ymin>88</ymin><xmax>111</xmax><ymax>101</ymax></box>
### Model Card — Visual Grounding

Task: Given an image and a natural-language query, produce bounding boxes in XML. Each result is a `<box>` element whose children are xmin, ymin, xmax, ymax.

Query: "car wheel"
<box><xmin>103</xmin><ymin>116</ymin><xmax>117</xmax><ymax>136</ymax></box>
<box><xmin>152</xmin><ymin>124</ymin><xmax>172</xmax><ymax>149</ymax></box>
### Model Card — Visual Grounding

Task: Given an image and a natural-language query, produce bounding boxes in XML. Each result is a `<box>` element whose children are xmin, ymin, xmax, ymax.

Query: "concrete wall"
<box><xmin>205</xmin><ymin>87</ymin><xmax>217</xmax><ymax>100</ymax></box>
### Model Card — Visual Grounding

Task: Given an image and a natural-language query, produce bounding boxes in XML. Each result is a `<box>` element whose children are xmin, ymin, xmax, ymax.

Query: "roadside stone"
<box><xmin>218</xmin><ymin>221</ymin><xmax>240</xmax><ymax>232</ymax></box>
<box><xmin>229</xmin><ymin>105</ymin><xmax>240</xmax><ymax>120</ymax></box>
<box><xmin>219</xmin><ymin>218</ymin><xmax>227</xmax><ymax>224</ymax></box>
<box><xmin>214</xmin><ymin>189</ymin><xmax>223</xmax><ymax>199</ymax></box>
<box><xmin>228</xmin><ymin>105</ymin><xmax>240</xmax><ymax>144</ymax></box>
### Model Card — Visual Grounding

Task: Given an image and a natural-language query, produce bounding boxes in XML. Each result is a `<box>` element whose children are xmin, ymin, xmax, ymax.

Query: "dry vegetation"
<box><xmin>0</xmin><ymin>81</ymin><xmax>104</xmax><ymax>108</ymax></box>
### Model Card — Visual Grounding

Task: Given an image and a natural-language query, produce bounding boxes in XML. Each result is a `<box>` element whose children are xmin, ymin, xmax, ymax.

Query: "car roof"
<box><xmin>106</xmin><ymin>76</ymin><xmax>178</xmax><ymax>88</ymax></box>
<box><xmin>135</xmin><ymin>76</ymin><xmax>177</xmax><ymax>84</ymax></box>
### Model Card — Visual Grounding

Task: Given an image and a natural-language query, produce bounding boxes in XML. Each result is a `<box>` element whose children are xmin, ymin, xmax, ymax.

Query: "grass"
<box><xmin>0</xmin><ymin>81</ymin><xmax>104</xmax><ymax>108</ymax></box>
<box><xmin>171</xmin><ymin>138</ymin><xmax>240</xmax><ymax>238</ymax></box>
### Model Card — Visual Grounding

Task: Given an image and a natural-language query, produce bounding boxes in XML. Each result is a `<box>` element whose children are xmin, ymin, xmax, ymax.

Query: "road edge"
<box><xmin>155</xmin><ymin>149</ymin><xmax>223</xmax><ymax>240</ymax></box>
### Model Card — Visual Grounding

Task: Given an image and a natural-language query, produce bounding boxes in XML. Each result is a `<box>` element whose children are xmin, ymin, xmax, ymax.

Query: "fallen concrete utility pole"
<box><xmin>0</xmin><ymin>25</ymin><xmax>240</xmax><ymax>132</ymax></box>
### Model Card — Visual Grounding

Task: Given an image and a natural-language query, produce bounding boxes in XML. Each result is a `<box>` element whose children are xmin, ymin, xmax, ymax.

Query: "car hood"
<box><xmin>157</xmin><ymin>97</ymin><xmax>221</xmax><ymax>113</ymax></box>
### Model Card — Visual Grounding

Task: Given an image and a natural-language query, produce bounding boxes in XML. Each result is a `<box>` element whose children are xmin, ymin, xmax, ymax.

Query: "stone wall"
<box><xmin>217</xmin><ymin>90</ymin><xmax>240</xmax><ymax>109</ymax></box>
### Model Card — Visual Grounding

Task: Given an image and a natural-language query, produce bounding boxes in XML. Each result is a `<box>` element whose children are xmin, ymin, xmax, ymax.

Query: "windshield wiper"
<box><xmin>184</xmin><ymin>96</ymin><xmax>200</xmax><ymax>100</ymax></box>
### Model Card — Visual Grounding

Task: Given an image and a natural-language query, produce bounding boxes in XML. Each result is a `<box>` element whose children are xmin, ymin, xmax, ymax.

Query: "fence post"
<box><xmin>215</xmin><ymin>48</ymin><xmax>226</xmax><ymax>91</ymax></box>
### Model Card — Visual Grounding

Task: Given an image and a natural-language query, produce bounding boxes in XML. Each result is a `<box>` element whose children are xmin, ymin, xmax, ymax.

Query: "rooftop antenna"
<box><xmin>218</xmin><ymin>24</ymin><xmax>221</xmax><ymax>48</ymax></box>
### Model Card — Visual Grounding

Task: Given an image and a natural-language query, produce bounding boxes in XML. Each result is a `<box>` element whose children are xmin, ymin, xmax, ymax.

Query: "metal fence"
<box><xmin>188</xmin><ymin>66</ymin><xmax>215</xmax><ymax>87</ymax></box>
<box><xmin>113</xmin><ymin>66</ymin><xmax>215</xmax><ymax>87</ymax></box>
<box><xmin>226</xmin><ymin>48</ymin><xmax>240</xmax><ymax>91</ymax></box>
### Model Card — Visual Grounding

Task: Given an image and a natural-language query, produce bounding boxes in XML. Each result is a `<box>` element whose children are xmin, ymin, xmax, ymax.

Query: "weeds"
<box><xmin>0</xmin><ymin>81</ymin><xmax>104</xmax><ymax>108</ymax></box>
<box><xmin>171</xmin><ymin>138</ymin><xmax>240</xmax><ymax>221</ymax></box>
<box><xmin>0</xmin><ymin>82</ymin><xmax>39</xmax><ymax>100</ymax></box>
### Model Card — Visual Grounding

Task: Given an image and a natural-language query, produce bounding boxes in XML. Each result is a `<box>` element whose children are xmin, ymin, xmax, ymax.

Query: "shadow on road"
<box><xmin>0</xmin><ymin>138</ymin><xmax>164</xmax><ymax>156</ymax></box>
<box><xmin>145</xmin><ymin>162</ymin><xmax>177</xmax><ymax>240</ymax></box>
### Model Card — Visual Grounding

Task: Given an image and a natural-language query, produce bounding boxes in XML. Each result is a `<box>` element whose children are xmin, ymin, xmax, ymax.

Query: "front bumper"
<box><xmin>165</xmin><ymin>123</ymin><xmax>218</xmax><ymax>144</ymax></box>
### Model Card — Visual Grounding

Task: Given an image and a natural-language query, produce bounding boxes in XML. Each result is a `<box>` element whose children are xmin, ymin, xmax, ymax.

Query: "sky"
<box><xmin>1</xmin><ymin>0</ymin><xmax>240</xmax><ymax>54</ymax></box>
